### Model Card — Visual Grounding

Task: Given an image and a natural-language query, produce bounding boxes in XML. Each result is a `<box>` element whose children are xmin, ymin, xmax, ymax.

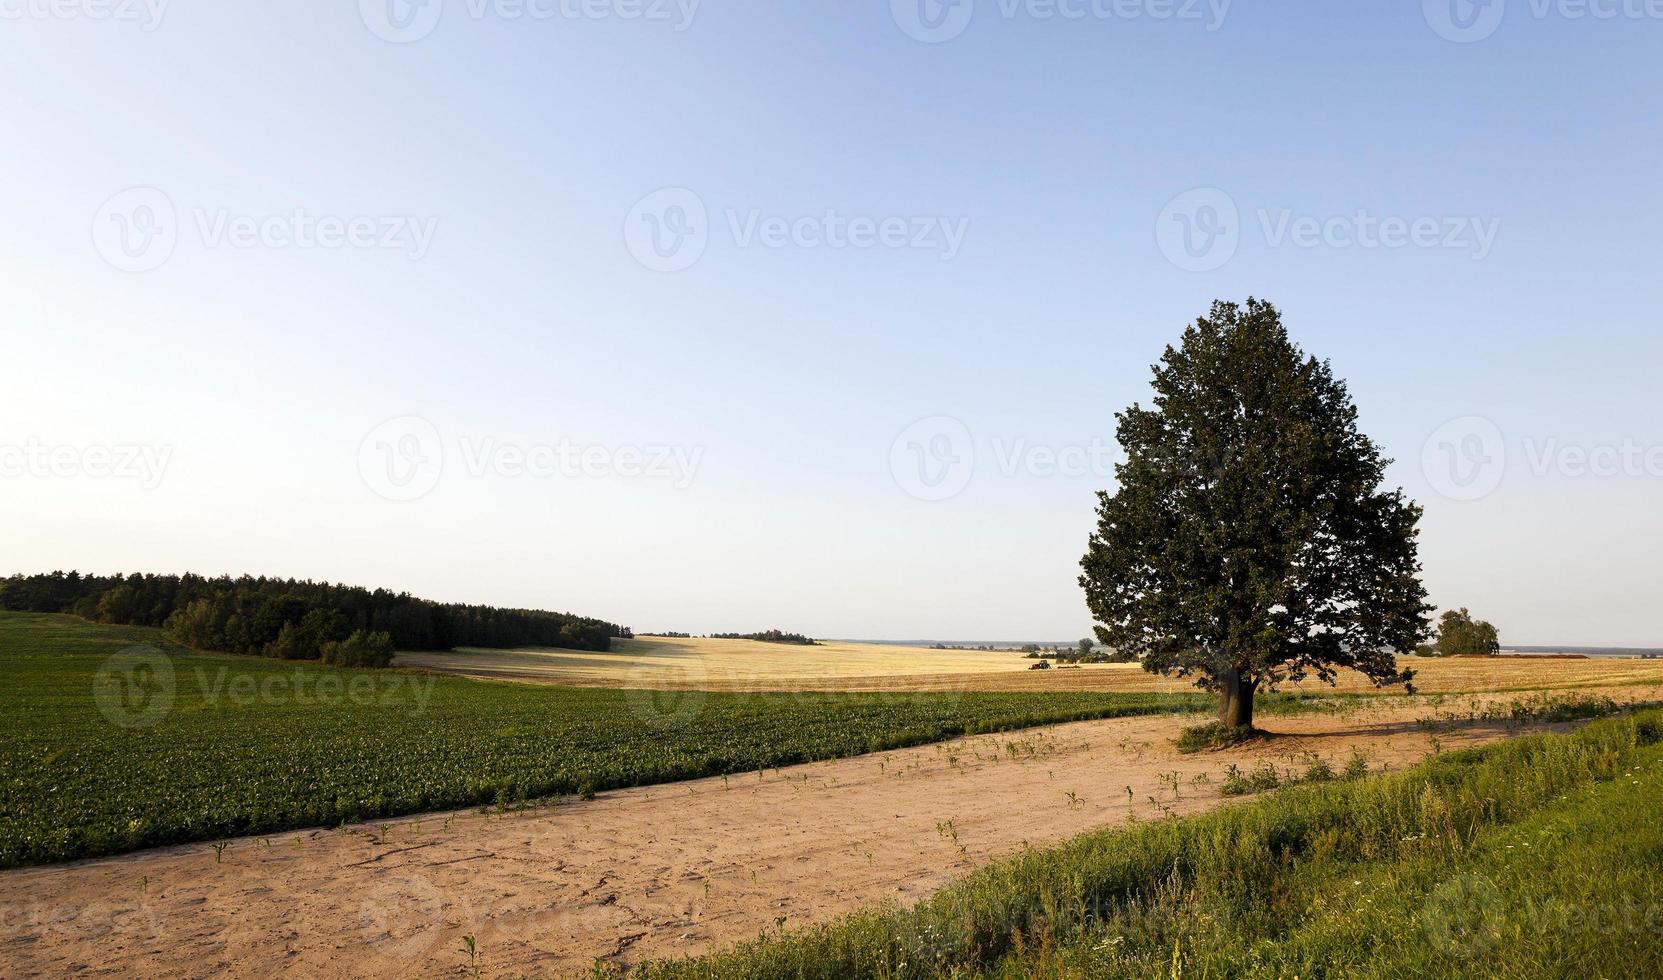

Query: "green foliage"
<box><xmin>262</xmin><ymin>609</ymin><xmax>349</xmax><ymax>661</ymax></box>
<box><xmin>708</xmin><ymin>630</ymin><xmax>818</xmax><ymax>645</ymax></box>
<box><xmin>1507</xmin><ymin>692</ymin><xmax>1619</xmax><ymax>723</ymax></box>
<box><xmin>1080</xmin><ymin>299</ymin><xmax>1431</xmax><ymax>723</ymax></box>
<box><xmin>0</xmin><ymin>569</ymin><xmax>621</xmax><ymax>656</ymax></box>
<box><xmin>1218</xmin><ymin>763</ymin><xmax>1252</xmax><ymax>796</ymax></box>
<box><xmin>0</xmin><ymin>612</ymin><xmax>1215</xmax><ymax>868</ymax></box>
<box><xmin>319</xmin><ymin>629</ymin><xmax>395</xmax><ymax>668</ymax></box>
<box><xmin>1432</xmin><ymin>607</ymin><xmax>1503</xmax><ymax>657</ymax></box>
<box><xmin>1302</xmin><ymin>754</ymin><xmax>1336</xmax><ymax>782</ymax></box>
<box><xmin>620</xmin><ymin>709</ymin><xmax>1663</xmax><ymax>979</ymax></box>
<box><xmin>1174</xmin><ymin>721</ymin><xmax>1266</xmax><ymax>754</ymax></box>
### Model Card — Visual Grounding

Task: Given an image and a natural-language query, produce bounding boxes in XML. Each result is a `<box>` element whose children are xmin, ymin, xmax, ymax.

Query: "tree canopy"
<box><xmin>1079</xmin><ymin>299</ymin><xmax>1431</xmax><ymax>727</ymax></box>
<box><xmin>1431</xmin><ymin>608</ymin><xmax>1502</xmax><ymax>657</ymax></box>
<box><xmin>0</xmin><ymin>570</ymin><xmax>623</xmax><ymax>665</ymax></box>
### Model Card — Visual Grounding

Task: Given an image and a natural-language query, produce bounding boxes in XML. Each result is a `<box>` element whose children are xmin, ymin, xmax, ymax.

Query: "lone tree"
<box><xmin>1080</xmin><ymin>299</ymin><xmax>1431</xmax><ymax>729</ymax></box>
<box><xmin>1431</xmin><ymin>608</ymin><xmax>1501</xmax><ymax>656</ymax></box>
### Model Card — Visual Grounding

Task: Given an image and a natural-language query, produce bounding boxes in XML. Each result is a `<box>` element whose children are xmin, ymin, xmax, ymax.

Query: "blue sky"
<box><xmin>3</xmin><ymin>1</ymin><xmax>1661</xmax><ymax>644</ymax></box>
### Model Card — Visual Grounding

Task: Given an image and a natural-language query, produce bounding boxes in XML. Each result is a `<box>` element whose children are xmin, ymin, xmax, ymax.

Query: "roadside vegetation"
<box><xmin>1173</xmin><ymin>721</ymin><xmax>1268</xmax><ymax>754</ymax></box>
<box><xmin>621</xmin><ymin>708</ymin><xmax>1663</xmax><ymax>979</ymax></box>
<box><xmin>2</xmin><ymin>612</ymin><xmax>1217</xmax><ymax>867</ymax></box>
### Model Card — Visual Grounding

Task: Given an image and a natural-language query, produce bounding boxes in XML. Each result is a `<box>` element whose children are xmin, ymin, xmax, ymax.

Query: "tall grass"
<box><xmin>622</xmin><ymin>709</ymin><xmax>1663</xmax><ymax>979</ymax></box>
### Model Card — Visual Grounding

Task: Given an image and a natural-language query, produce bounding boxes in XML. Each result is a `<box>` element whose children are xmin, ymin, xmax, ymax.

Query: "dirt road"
<box><xmin>0</xmin><ymin>693</ymin><xmax>1642</xmax><ymax>978</ymax></box>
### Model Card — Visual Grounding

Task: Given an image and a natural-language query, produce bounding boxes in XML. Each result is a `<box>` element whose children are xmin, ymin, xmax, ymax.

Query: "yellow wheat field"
<box><xmin>396</xmin><ymin>635</ymin><xmax>1663</xmax><ymax>695</ymax></box>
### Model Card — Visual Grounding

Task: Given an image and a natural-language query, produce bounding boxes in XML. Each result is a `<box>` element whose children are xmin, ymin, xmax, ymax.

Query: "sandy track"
<box><xmin>0</xmin><ymin>692</ymin><xmax>1649</xmax><ymax>979</ymax></box>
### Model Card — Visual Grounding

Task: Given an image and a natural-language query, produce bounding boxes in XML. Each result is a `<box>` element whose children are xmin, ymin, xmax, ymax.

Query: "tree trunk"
<box><xmin>1218</xmin><ymin>667</ymin><xmax>1256</xmax><ymax>728</ymax></box>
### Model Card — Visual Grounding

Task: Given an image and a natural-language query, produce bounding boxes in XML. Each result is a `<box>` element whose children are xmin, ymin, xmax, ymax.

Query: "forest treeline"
<box><xmin>709</xmin><ymin>630</ymin><xmax>818</xmax><ymax>645</ymax></box>
<box><xmin>0</xmin><ymin>571</ymin><xmax>623</xmax><ymax>666</ymax></box>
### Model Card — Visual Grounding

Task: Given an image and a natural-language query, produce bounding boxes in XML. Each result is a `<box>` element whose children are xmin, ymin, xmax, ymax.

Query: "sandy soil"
<box><xmin>5</xmin><ymin>689</ymin><xmax>1654</xmax><ymax>979</ymax></box>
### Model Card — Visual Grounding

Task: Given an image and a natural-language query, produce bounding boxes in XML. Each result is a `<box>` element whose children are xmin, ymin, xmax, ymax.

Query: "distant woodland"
<box><xmin>709</xmin><ymin>630</ymin><xmax>818</xmax><ymax>646</ymax></box>
<box><xmin>0</xmin><ymin>571</ymin><xmax>624</xmax><ymax>666</ymax></box>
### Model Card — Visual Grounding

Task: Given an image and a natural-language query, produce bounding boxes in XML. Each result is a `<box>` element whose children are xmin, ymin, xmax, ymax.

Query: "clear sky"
<box><xmin>3</xmin><ymin>1</ymin><xmax>1660</xmax><ymax>645</ymax></box>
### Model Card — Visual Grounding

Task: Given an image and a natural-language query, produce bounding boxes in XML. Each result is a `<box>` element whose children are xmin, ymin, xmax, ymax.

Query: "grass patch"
<box><xmin>1174</xmin><ymin>720</ymin><xmax>1268</xmax><ymax>753</ymax></box>
<box><xmin>619</xmin><ymin>708</ymin><xmax>1663</xmax><ymax>979</ymax></box>
<box><xmin>0</xmin><ymin>612</ymin><xmax>1218</xmax><ymax>867</ymax></box>
<box><xmin>1507</xmin><ymin>691</ymin><xmax>1622</xmax><ymax>723</ymax></box>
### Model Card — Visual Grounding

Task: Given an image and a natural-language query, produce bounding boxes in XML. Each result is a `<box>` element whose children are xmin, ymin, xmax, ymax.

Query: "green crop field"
<box><xmin>624</xmin><ymin>709</ymin><xmax>1663</xmax><ymax>979</ymax></box>
<box><xmin>0</xmin><ymin>612</ymin><xmax>1220</xmax><ymax>868</ymax></box>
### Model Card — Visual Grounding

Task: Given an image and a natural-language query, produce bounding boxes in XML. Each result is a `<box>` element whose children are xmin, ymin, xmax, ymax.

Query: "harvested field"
<box><xmin>398</xmin><ymin>635</ymin><xmax>1663</xmax><ymax>695</ymax></box>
